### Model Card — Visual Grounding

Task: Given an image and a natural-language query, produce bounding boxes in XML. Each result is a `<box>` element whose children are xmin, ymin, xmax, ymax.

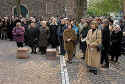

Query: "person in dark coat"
<box><xmin>22</xmin><ymin>19</ymin><xmax>29</xmax><ymax>45</ymax></box>
<box><xmin>48</xmin><ymin>18</ymin><xmax>59</xmax><ymax>48</ymax></box>
<box><xmin>80</xmin><ymin>23</ymin><xmax>89</xmax><ymax>59</ymax></box>
<box><xmin>110</xmin><ymin>24</ymin><xmax>123</xmax><ymax>63</ymax></box>
<box><xmin>26</xmin><ymin>23</ymin><xmax>39</xmax><ymax>54</ymax></box>
<box><xmin>8</xmin><ymin>18</ymin><xmax>15</xmax><ymax>41</ymax></box>
<box><xmin>101</xmin><ymin>20</ymin><xmax>110</xmax><ymax>68</ymax></box>
<box><xmin>12</xmin><ymin>22</ymin><xmax>25</xmax><ymax>48</ymax></box>
<box><xmin>57</xmin><ymin>19</ymin><xmax>66</xmax><ymax>55</ymax></box>
<box><xmin>39</xmin><ymin>21</ymin><xmax>49</xmax><ymax>55</ymax></box>
<box><xmin>1</xmin><ymin>19</ymin><xmax>8</xmax><ymax>40</ymax></box>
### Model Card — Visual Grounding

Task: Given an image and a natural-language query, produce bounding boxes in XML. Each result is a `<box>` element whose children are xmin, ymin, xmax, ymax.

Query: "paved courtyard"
<box><xmin>0</xmin><ymin>40</ymin><xmax>61</xmax><ymax>84</ymax></box>
<box><xmin>1</xmin><ymin>40</ymin><xmax>125</xmax><ymax>84</ymax></box>
<box><xmin>66</xmin><ymin>51</ymin><xmax>125</xmax><ymax>84</ymax></box>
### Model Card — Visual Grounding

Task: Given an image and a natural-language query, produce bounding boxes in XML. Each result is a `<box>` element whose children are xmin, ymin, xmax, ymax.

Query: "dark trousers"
<box><xmin>39</xmin><ymin>47</ymin><xmax>47</xmax><ymax>55</ymax></box>
<box><xmin>111</xmin><ymin>55</ymin><xmax>119</xmax><ymax>62</ymax></box>
<box><xmin>80</xmin><ymin>41</ymin><xmax>87</xmax><ymax>57</ymax></box>
<box><xmin>31</xmin><ymin>47</ymin><xmax>37</xmax><ymax>53</ymax></box>
<box><xmin>67</xmin><ymin>50</ymin><xmax>73</xmax><ymax>61</ymax></box>
<box><xmin>17</xmin><ymin>42</ymin><xmax>23</xmax><ymax>48</ymax></box>
<box><xmin>101</xmin><ymin>49</ymin><xmax>109</xmax><ymax>66</ymax></box>
<box><xmin>1</xmin><ymin>32</ymin><xmax>7</xmax><ymax>40</ymax></box>
<box><xmin>59</xmin><ymin>37</ymin><xmax>65</xmax><ymax>55</ymax></box>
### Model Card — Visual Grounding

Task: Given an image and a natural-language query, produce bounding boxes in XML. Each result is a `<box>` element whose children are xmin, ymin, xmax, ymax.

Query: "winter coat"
<box><xmin>12</xmin><ymin>27</ymin><xmax>25</xmax><ymax>42</ymax></box>
<box><xmin>101</xmin><ymin>26</ymin><xmax>110</xmax><ymax>51</ymax></box>
<box><xmin>110</xmin><ymin>31</ymin><xmax>123</xmax><ymax>56</ymax></box>
<box><xmin>63</xmin><ymin>29</ymin><xmax>77</xmax><ymax>51</ymax></box>
<box><xmin>26</xmin><ymin>27</ymin><xmax>39</xmax><ymax>47</ymax></box>
<box><xmin>85</xmin><ymin>29</ymin><xmax>102</xmax><ymax>68</ymax></box>
<box><xmin>80</xmin><ymin>27</ymin><xmax>89</xmax><ymax>52</ymax></box>
<box><xmin>48</xmin><ymin>24</ymin><xmax>59</xmax><ymax>47</ymax></box>
<box><xmin>57</xmin><ymin>24</ymin><xmax>66</xmax><ymax>38</ymax></box>
<box><xmin>39</xmin><ymin>27</ymin><xmax>49</xmax><ymax>47</ymax></box>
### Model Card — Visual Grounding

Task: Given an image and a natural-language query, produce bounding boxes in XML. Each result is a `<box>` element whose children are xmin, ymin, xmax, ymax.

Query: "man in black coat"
<box><xmin>101</xmin><ymin>20</ymin><xmax>110</xmax><ymax>68</ymax></box>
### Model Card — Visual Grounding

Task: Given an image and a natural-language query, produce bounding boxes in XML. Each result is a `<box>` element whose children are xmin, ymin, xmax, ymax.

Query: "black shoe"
<box><xmin>102</xmin><ymin>65</ymin><xmax>109</xmax><ymax>68</ymax></box>
<box><xmin>67</xmin><ymin>60</ymin><xmax>72</xmax><ymax>64</ymax></box>
<box><xmin>93</xmin><ymin>70</ymin><xmax>97</xmax><ymax>75</ymax></box>
<box><xmin>102</xmin><ymin>64</ymin><xmax>109</xmax><ymax>68</ymax></box>
<box><xmin>81</xmin><ymin>57</ymin><xmax>85</xmax><ymax>59</ymax></box>
<box><xmin>34</xmin><ymin>52</ymin><xmax>37</xmax><ymax>54</ymax></box>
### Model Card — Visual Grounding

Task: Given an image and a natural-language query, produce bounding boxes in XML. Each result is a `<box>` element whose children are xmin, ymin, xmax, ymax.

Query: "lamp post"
<box><xmin>64</xmin><ymin>0</ymin><xmax>67</xmax><ymax>17</ymax></box>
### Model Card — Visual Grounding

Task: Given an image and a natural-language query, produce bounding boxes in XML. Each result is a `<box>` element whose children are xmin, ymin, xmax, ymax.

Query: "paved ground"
<box><xmin>0</xmin><ymin>40</ymin><xmax>61</xmax><ymax>84</ymax></box>
<box><xmin>66</xmin><ymin>52</ymin><xmax>125</xmax><ymax>84</ymax></box>
<box><xmin>1</xmin><ymin>40</ymin><xmax>125</xmax><ymax>84</ymax></box>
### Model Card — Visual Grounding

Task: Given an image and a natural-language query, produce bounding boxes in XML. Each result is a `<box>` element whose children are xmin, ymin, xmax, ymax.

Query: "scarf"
<box><xmin>112</xmin><ymin>24</ymin><xmax>121</xmax><ymax>33</ymax></box>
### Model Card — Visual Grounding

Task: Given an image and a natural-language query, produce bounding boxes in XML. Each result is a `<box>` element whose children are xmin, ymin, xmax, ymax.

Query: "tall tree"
<box><xmin>88</xmin><ymin>0</ymin><xmax>122</xmax><ymax>16</ymax></box>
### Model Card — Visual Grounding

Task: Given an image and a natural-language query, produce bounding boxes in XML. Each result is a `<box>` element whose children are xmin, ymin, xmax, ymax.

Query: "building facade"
<box><xmin>0</xmin><ymin>0</ymin><xmax>86</xmax><ymax>19</ymax></box>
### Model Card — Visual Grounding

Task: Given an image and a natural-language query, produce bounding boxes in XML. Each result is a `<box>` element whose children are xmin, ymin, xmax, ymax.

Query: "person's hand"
<box><xmin>67</xmin><ymin>39</ymin><xmax>71</xmax><ymax>42</ymax></box>
<box><xmin>89</xmin><ymin>44</ymin><xmax>96</xmax><ymax>48</ymax></box>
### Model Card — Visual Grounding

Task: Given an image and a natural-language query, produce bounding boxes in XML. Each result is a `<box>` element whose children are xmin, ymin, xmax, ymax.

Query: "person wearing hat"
<box><xmin>110</xmin><ymin>24</ymin><xmax>123</xmax><ymax>63</ymax></box>
<box><xmin>85</xmin><ymin>21</ymin><xmax>102</xmax><ymax>75</ymax></box>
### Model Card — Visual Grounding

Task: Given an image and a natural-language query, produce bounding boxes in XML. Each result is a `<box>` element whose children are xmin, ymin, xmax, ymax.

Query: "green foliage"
<box><xmin>88</xmin><ymin>0</ymin><xmax>122</xmax><ymax>16</ymax></box>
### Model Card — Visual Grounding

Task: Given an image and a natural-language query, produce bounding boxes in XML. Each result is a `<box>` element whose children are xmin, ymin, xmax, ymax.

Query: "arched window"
<box><xmin>14</xmin><ymin>5</ymin><xmax>28</xmax><ymax>17</ymax></box>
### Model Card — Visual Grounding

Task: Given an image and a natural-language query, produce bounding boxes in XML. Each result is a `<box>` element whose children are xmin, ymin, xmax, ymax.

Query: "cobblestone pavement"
<box><xmin>1</xmin><ymin>40</ymin><xmax>125</xmax><ymax>84</ymax></box>
<box><xmin>0</xmin><ymin>40</ymin><xmax>61</xmax><ymax>84</ymax></box>
<box><xmin>66</xmin><ymin>51</ymin><xmax>125</xmax><ymax>84</ymax></box>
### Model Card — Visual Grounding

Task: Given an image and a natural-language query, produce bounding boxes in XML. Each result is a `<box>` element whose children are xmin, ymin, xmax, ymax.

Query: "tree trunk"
<box><xmin>76</xmin><ymin>0</ymin><xmax>87</xmax><ymax>22</ymax></box>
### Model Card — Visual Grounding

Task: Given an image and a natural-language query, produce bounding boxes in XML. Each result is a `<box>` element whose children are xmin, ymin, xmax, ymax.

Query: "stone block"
<box><xmin>46</xmin><ymin>48</ymin><xmax>57</xmax><ymax>60</ymax></box>
<box><xmin>16</xmin><ymin>48</ymin><xmax>29</xmax><ymax>59</ymax></box>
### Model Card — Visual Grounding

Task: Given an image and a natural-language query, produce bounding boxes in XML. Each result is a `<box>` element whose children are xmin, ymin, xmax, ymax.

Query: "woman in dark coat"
<box><xmin>80</xmin><ymin>23</ymin><xmax>89</xmax><ymax>59</ymax></box>
<box><xmin>39</xmin><ymin>21</ymin><xmax>49</xmax><ymax>55</ymax></box>
<box><xmin>48</xmin><ymin>18</ymin><xmax>59</xmax><ymax>48</ymax></box>
<box><xmin>12</xmin><ymin>22</ymin><xmax>25</xmax><ymax>48</ymax></box>
<box><xmin>110</xmin><ymin>24</ymin><xmax>123</xmax><ymax>63</ymax></box>
<box><xmin>26</xmin><ymin>23</ymin><xmax>39</xmax><ymax>54</ymax></box>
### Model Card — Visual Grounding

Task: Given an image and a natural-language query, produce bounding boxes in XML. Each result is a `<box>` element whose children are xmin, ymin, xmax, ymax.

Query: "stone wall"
<box><xmin>0</xmin><ymin>0</ymin><xmax>79</xmax><ymax>19</ymax></box>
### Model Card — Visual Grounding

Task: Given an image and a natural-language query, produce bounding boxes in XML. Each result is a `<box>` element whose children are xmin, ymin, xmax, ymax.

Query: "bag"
<box><xmin>97</xmin><ymin>44</ymin><xmax>103</xmax><ymax>51</ymax></box>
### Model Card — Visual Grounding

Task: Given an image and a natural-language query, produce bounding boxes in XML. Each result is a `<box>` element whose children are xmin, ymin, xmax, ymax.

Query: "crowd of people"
<box><xmin>0</xmin><ymin>16</ymin><xmax>125</xmax><ymax>75</ymax></box>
